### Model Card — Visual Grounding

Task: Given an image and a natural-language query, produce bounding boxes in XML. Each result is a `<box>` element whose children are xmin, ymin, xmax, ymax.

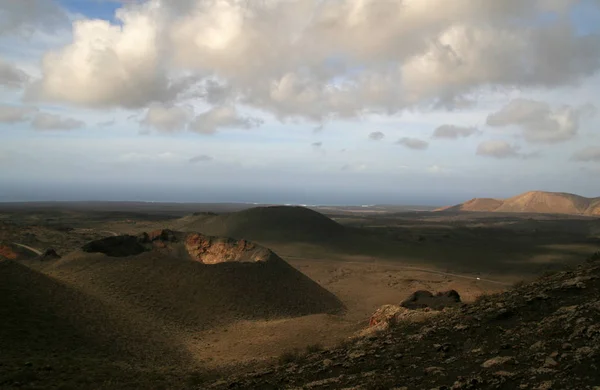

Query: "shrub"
<box><xmin>278</xmin><ymin>349</ymin><xmax>301</xmax><ymax>365</ymax></box>
<box><xmin>306</xmin><ymin>343</ymin><xmax>323</xmax><ymax>353</ymax></box>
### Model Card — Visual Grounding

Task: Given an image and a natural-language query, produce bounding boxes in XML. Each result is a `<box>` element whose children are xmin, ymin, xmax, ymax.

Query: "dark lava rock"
<box><xmin>401</xmin><ymin>289</ymin><xmax>462</xmax><ymax>310</ymax></box>
<box><xmin>81</xmin><ymin>235</ymin><xmax>146</xmax><ymax>257</ymax></box>
<box><xmin>146</xmin><ymin>229</ymin><xmax>182</xmax><ymax>243</ymax></box>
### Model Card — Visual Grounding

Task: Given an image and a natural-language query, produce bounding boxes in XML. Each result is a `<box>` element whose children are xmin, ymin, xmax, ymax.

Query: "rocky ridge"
<box><xmin>81</xmin><ymin>229</ymin><xmax>277</xmax><ymax>264</ymax></box>
<box><xmin>207</xmin><ymin>253</ymin><xmax>600</xmax><ymax>390</ymax></box>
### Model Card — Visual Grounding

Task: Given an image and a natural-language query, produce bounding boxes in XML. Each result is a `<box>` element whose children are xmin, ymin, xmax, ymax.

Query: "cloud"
<box><xmin>0</xmin><ymin>105</ymin><xmax>38</xmax><ymax>123</ymax></box>
<box><xmin>432</xmin><ymin>124</ymin><xmax>478</xmax><ymax>139</ymax></box>
<box><xmin>189</xmin><ymin>154</ymin><xmax>213</xmax><ymax>163</ymax></box>
<box><xmin>22</xmin><ymin>1</ymin><xmax>600</xmax><ymax>120</ymax></box>
<box><xmin>486</xmin><ymin>99</ymin><xmax>587</xmax><ymax>143</ymax></box>
<box><xmin>0</xmin><ymin>58</ymin><xmax>29</xmax><ymax>88</ymax></box>
<box><xmin>476</xmin><ymin>140</ymin><xmax>521</xmax><ymax>159</ymax></box>
<box><xmin>189</xmin><ymin>106</ymin><xmax>263</xmax><ymax>134</ymax></box>
<box><xmin>571</xmin><ymin>147</ymin><xmax>600</xmax><ymax>162</ymax></box>
<box><xmin>312</xmin><ymin>142</ymin><xmax>322</xmax><ymax>147</ymax></box>
<box><xmin>396</xmin><ymin>137</ymin><xmax>429</xmax><ymax>150</ymax></box>
<box><xmin>32</xmin><ymin>113</ymin><xmax>85</xmax><ymax>130</ymax></box>
<box><xmin>0</xmin><ymin>0</ymin><xmax>68</xmax><ymax>36</ymax></box>
<box><xmin>27</xmin><ymin>2</ymin><xmax>178</xmax><ymax>108</ymax></box>
<box><xmin>369</xmin><ymin>131</ymin><xmax>385</xmax><ymax>141</ymax></box>
<box><xmin>141</xmin><ymin>103</ymin><xmax>193</xmax><ymax>132</ymax></box>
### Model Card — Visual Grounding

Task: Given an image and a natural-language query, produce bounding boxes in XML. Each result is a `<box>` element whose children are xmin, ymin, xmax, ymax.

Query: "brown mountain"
<box><xmin>435</xmin><ymin>198</ymin><xmax>504</xmax><ymax>212</ymax></box>
<box><xmin>438</xmin><ymin>191</ymin><xmax>600</xmax><ymax>216</ymax></box>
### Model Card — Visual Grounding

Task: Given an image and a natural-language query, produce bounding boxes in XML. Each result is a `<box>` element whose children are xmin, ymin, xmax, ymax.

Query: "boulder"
<box><xmin>401</xmin><ymin>289</ymin><xmax>461</xmax><ymax>310</ymax></box>
<box><xmin>40</xmin><ymin>248</ymin><xmax>61</xmax><ymax>261</ymax></box>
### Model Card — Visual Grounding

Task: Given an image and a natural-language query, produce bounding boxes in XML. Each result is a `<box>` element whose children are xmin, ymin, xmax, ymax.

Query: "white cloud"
<box><xmin>486</xmin><ymin>99</ymin><xmax>587</xmax><ymax>143</ymax></box>
<box><xmin>476</xmin><ymin>140</ymin><xmax>520</xmax><ymax>159</ymax></box>
<box><xmin>141</xmin><ymin>103</ymin><xmax>192</xmax><ymax>132</ymax></box>
<box><xmin>27</xmin><ymin>2</ymin><xmax>177</xmax><ymax>108</ymax></box>
<box><xmin>432</xmin><ymin>124</ymin><xmax>478</xmax><ymax>139</ymax></box>
<box><xmin>396</xmin><ymin>137</ymin><xmax>429</xmax><ymax>150</ymax></box>
<box><xmin>0</xmin><ymin>105</ymin><xmax>38</xmax><ymax>123</ymax></box>
<box><xmin>20</xmin><ymin>0</ymin><xmax>600</xmax><ymax>120</ymax></box>
<box><xmin>32</xmin><ymin>113</ymin><xmax>85</xmax><ymax>130</ymax></box>
<box><xmin>188</xmin><ymin>106</ymin><xmax>263</xmax><ymax>134</ymax></box>
<box><xmin>368</xmin><ymin>131</ymin><xmax>385</xmax><ymax>141</ymax></box>
<box><xmin>0</xmin><ymin>58</ymin><xmax>29</xmax><ymax>88</ymax></box>
<box><xmin>572</xmin><ymin>147</ymin><xmax>600</xmax><ymax>162</ymax></box>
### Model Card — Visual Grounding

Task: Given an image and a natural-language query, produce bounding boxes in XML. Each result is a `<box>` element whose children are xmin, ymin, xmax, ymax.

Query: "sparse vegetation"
<box><xmin>278</xmin><ymin>348</ymin><xmax>301</xmax><ymax>365</ymax></box>
<box><xmin>305</xmin><ymin>343</ymin><xmax>323</xmax><ymax>353</ymax></box>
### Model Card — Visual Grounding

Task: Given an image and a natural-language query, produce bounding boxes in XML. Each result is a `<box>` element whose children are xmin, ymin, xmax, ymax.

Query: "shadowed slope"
<box><xmin>0</xmin><ymin>260</ymin><xmax>189</xmax><ymax>364</ymax></box>
<box><xmin>585</xmin><ymin>198</ymin><xmax>600</xmax><ymax>216</ymax></box>
<box><xmin>172</xmin><ymin>206</ymin><xmax>346</xmax><ymax>243</ymax></box>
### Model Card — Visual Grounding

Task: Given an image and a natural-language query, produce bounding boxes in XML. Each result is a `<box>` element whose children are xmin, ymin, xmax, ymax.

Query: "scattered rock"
<box><xmin>481</xmin><ymin>356</ymin><xmax>514</xmax><ymax>368</ymax></box>
<box><xmin>543</xmin><ymin>357</ymin><xmax>558</xmax><ymax>368</ymax></box>
<box><xmin>536</xmin><ymin>381</ymin><xmax>553</xmax><ymax>390</ymax></box>
<box><xmin>204</xmin><ymin>253</ymin><xmax>600</xmax><ymax>390</ymax></box>
<box><xmin>424</xmin><ymin>366</ymin><xmax>445</xmax><ymax>375</ymax></box>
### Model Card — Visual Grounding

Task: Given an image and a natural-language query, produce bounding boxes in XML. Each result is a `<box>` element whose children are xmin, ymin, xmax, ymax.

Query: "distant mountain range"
<box><xmin>437</xmin><ymin>191</ymin><xmax>600</xmax><ymax>216</ymax></box>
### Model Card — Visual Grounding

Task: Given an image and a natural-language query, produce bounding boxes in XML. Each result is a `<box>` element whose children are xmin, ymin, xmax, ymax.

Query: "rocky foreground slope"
<box><xmin>207</xmin><ymin>253</ymin><xmax>600</xmax><ymax>390</ymax></box>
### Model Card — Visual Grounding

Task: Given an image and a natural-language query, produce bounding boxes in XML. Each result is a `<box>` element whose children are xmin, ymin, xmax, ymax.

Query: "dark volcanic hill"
<box><xmin>42</xmin><ymin>230</ymin><xmax>344</xmax><ymax>330</ymax></box>
<box><xmin>0</xmin><ymin>259</ymin><xmax>190</xmax><ymax>367</ymax></box>
<box><xmin>172</xmin><ymin>206</ymin><xmax>347</xmax><ymax>243</ymax></box>
<box><xmin>438</xmin><ymin>191</ymin><xmax>600</xmax><ymax>216</ymax></box>
<box><xmin>207</xmin><ymin>253</ymin><xmax>600</xmax><ymax>390</ymax></box>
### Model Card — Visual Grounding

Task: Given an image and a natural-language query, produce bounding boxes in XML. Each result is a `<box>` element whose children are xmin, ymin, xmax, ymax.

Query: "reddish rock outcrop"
<box><xmin>81</xmin><ymin>230</ymin><xmax>279</xmax><ymax>264</ymax></box>
<box><xmin>0</xmin><ymin>244</ymin><xmax>18</xmax><ymax>260</ymax></box>
<box><xmin>184</xmin><ymin>233</ymin><xmax>274</xmax><ymax>264</ymax></box>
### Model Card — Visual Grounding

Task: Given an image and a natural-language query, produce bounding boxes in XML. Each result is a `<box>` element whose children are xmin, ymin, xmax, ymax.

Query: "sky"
<box><xmin>1</xmin><ymin>0</ymin><xmax>600</xmax><ymax>206</ymax></box>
